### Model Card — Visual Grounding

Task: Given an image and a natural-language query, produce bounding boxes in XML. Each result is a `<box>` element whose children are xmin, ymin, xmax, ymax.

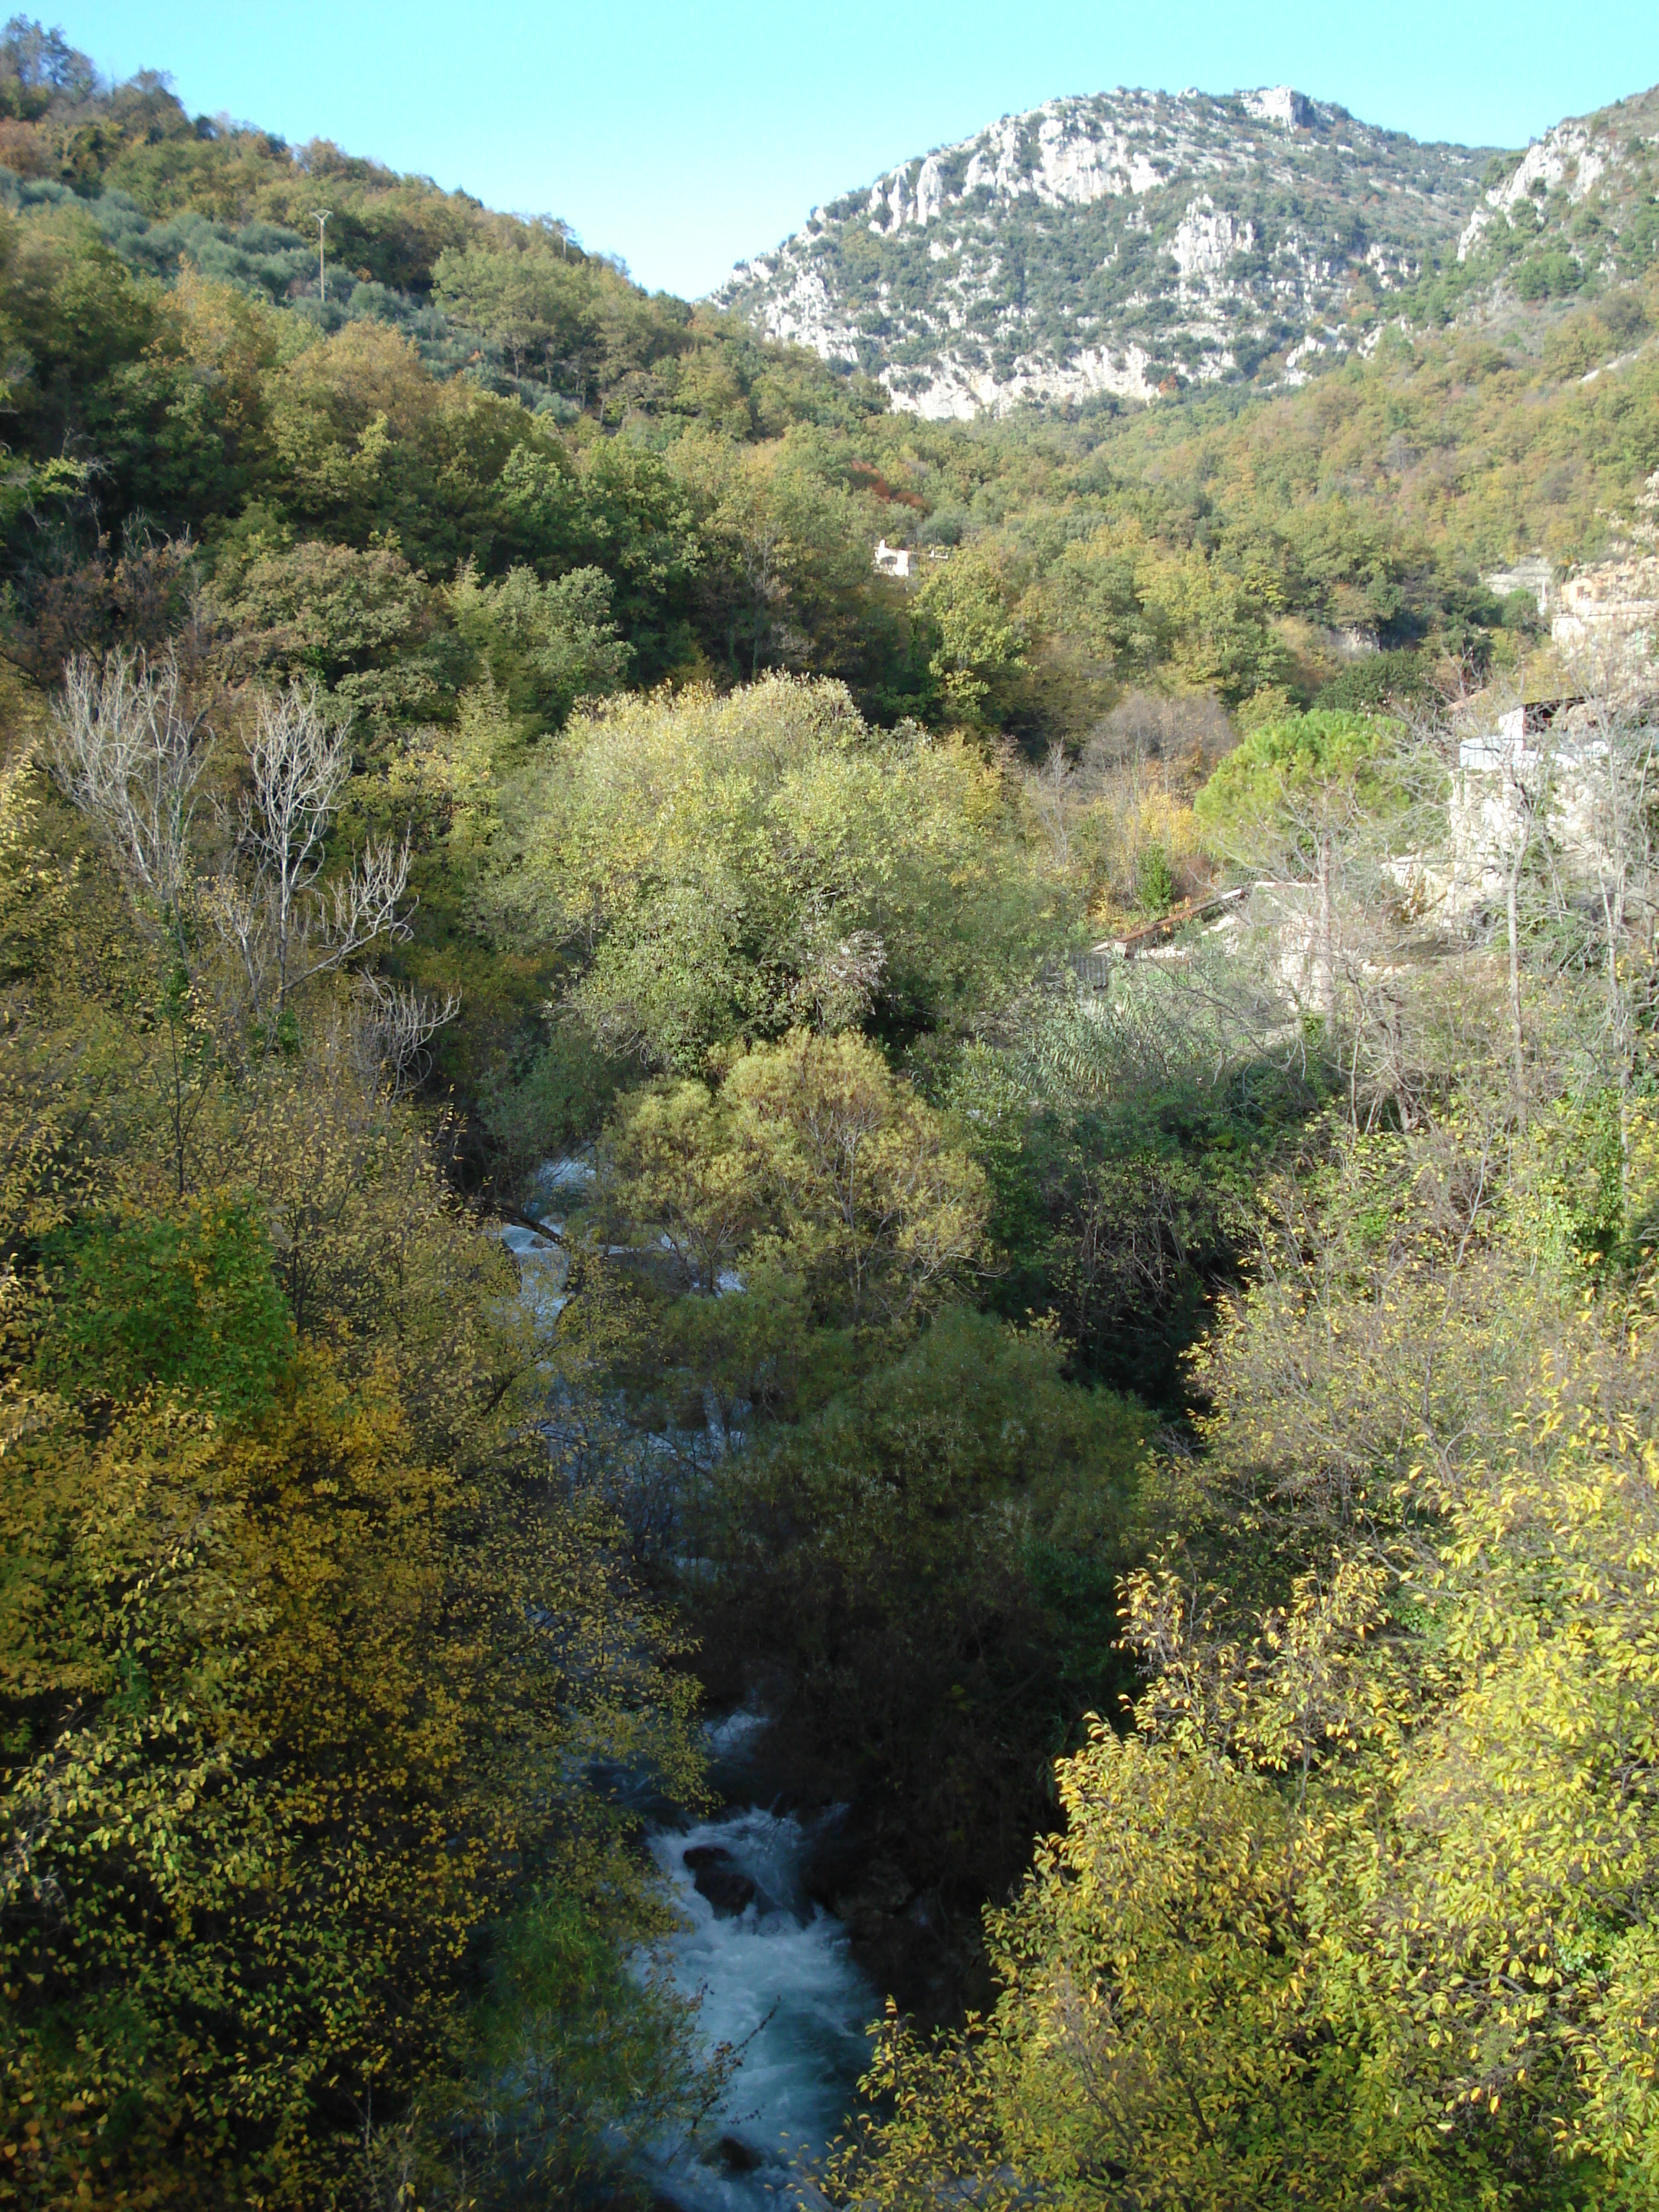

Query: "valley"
<box><xmin>1</xmin><ymin>17</ymin><xmax>1658</xmax><ymax>2211</ymax></box>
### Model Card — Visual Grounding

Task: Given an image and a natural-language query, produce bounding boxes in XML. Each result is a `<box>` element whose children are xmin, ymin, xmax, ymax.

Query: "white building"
<box><xmin>1444</xmin><ymin>699</ymin><xmax>1628</xmax><ymax>916</ymax></box>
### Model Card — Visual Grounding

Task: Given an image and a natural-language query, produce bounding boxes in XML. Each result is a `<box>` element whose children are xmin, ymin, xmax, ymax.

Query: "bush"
<box><xmin>1136</xmin><ymin>841</ymin><xmax>1177</xmax><ymax>914</ymax></box>
<box><xmin>1315</xmin><ymin>648</ymin><xmax>1433</xmax><ymax>712</ymax></box>
<box><xmin>1513</xmin><ymin>251</ymin><xmax>1584</xmax><ymax>301</ymax></box>
<box><xmin>37</xmin><ymin>1200</ymin><xmax>292</xmax><ymax>1421</ymax></box>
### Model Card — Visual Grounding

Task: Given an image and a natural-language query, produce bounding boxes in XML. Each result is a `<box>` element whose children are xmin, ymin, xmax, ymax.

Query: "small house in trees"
<box><xmin>873</xmin><ymin>539</ymin><xmax>914</xmax><ymax>578</ymax></box>
<box><xmin>1447</xmin><ymin>696</ymin><xmax>1599</xmax><ymax>914</ymax></box>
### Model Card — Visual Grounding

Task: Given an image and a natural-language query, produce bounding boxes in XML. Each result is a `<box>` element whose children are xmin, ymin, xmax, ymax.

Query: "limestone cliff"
<box><xmin>713</xmin><ymin>86</ymin><xmax>1489</xmax><ymax>418</ymax></box>
<box><xmin>714</xmin><ymin>80</ymin><xmax>1659</xmax><ymax>421</ymax></box>
<box><xmin>1455</xmin><ymin>83</ymin><xmax>1659</xmax><ymax>297</ymax></box>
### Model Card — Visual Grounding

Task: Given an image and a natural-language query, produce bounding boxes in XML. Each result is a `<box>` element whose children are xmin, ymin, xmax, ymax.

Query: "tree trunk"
<box><xmin>1316</xmin><ymin>834</ymin><xmax>1337</xmax><ymax>1031</ymax></box>
<box><xmin>1506</xmin><ymin>862</ymin><xmax>1526</xmax><ymax>1126</ymax></box>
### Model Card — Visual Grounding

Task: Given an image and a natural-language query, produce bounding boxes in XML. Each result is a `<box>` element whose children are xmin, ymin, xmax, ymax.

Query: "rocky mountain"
<box><xmin>714</xmin><ymin>82</ymin><xmax>1658</xmax><ymax>419</ymax></box>
<box><xmin>1452</xmin><ymin>82</ymin><xmax>1659</xmax><ymax>302</ymax></box>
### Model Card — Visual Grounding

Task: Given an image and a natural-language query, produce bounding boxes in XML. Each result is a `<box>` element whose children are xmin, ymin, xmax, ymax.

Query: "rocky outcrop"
<box><xmin>1551</xmin><ymin>470</ymin><xmax>1659</xmax><ymax>675</ymax></box>
<box><xmin>1241</xmin><ymin>87</ymin><xmax>1317</xmax><ymax>130</ymax></box>
<box><xmin>1458</xmin><ymin>118</ymin><xmax>1609</xmax><ymax>260</ymax></box>
<box><xmin>1454</xmin><ymin>82</ymin><xmax>1659</xmax><ymax>292</ymax></box>
<box><xmin>714</xmin><ymin>84</ymin><xmax>1490</xmax><ymax>418</ymax></box>
<box><xmin>718</xmin><ymin>78</ymin><xmax>1659</xmax><ymax>420</ymax></box>
<box><xmin>1554</xmin><ymin>556</ymin><xmax>1659</xmax><ymax>655</ymax></box>
<box><xmin>883</xmin><ymin>341</ymin><xmax>1162</xmax><ymax>422</ymax></box>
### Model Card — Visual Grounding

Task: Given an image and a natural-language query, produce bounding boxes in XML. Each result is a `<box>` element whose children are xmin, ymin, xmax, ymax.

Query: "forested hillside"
<box><xmin>4</xmin><ymin>17</ymin><xmax>1659</xmax><ymax>2211</ymax></box>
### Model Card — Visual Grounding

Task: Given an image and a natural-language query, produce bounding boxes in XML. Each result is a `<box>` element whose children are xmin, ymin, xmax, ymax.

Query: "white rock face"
<box><xmin>1457</xmin><ymin>118</ymin><xmax>1609</xmax><ymax>258</ymax></box>
<box><xmin>895</xmin><ymin>342</ymin><xmax>1164</xmax><ymax>421</ymax></box>
<box><xmin>1550</xmin><ymin>471</ymin><xmax>1659</xmax><ymax>664</ymax></box>
<box><xmin>754</xmin><ymin>264</ymin><xmax>843</xmax><ymax>355</ymax></box>
<box><xmin>1241</xmin><ymin>87</ymin><xmax>1316</xmax><ymax>130</ymax></box>
<box><xmin>1553</xmin><ymin>556</ymin><xmax>1659</xmax><ymax>655</ymax></box>
<box><xmin>861</xmin><ymin>97</ymin><xmax>1194</xmax><ymax>236</ymax></box>
<box><xmin>1283</xmin><ymin>327</ymin><xmax>1344</xmax><ymax>386</ymax></box>
<box><xmin>714</xmin><ymin>83</ymin><xmax>1486</xmax><ymax>419</ymax></box>
<box><xmin>1171</xmin><ymin>196</ymin><xmax>1255</xmax><ymax>281</ymax></box>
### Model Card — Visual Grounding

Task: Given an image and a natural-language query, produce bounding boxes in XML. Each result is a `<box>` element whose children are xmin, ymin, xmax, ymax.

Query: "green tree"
<box><xmin>915</xmin><ymin>540</ymin><xmax>1026</xmax><ymax>721</ymax></box>
<box><xmin>602</xmin><ymin>1027</ymin><xmax>989</xmax><ymax>1334</ymax></box>
<box><xmin>449</xmin><ymin>557</ymin><xmax>631</xmax><ymax>726</ymax></box>
<box><xmin>493</xmin><ymin>673</ymin><xmax>1061</xmax><ymax>1069</ymax></box>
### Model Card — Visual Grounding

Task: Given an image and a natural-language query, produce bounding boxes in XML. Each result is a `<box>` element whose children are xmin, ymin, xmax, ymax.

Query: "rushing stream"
<box><xmin>498</xmin><ymin>1219</ymin><xmax>569</xmax><ymax>1323</ymax></box>
<box><xmin>643</xmin><ymin>1810</ymin><xmax>876</xmax><ymax>2203</ymax></box>
<box><xmin>501</xmin><ymin>1185</ymin><xmax>878</xmax><ymax>2208</ymax></box>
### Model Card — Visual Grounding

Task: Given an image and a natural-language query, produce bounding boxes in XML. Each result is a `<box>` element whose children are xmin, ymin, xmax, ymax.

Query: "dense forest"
<box><xmin>3</xmin><ymin>17</ymin><xmax>1659</xmax><ymax>2211</ymax></box>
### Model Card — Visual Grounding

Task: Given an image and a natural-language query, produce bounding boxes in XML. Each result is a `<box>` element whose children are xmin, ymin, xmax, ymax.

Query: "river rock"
<box><xmin>701</xmin><ymin>2133</ymin><xmax>765</xmax><ymax>2172</ymax></box>
<box><xmin>683</xmin><ymin>1843</ymin><xmax>757</xmax><ymax>1916</ymax></box>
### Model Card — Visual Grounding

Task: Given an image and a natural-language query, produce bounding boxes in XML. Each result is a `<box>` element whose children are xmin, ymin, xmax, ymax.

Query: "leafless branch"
<box><xmin>351</xmin><ymin>972</ymin><xmax>460</xmax><ymax>1098</ymax></box>
<box><xmin>217</xmin><ymin>680</ymin><xmax>418</xmax><ymax>1023</ymax></box>
<box><xmin>48</xmin><ymin>647</ymin><xmax>212</xmax><ymax>916</ymax></box>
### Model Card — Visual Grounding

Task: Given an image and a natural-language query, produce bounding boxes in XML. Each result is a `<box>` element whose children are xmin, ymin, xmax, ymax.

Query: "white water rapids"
<box><xmin>500</xmin><ymin>1180</ymin><xmax>879</xmax><ymax>2207</ymax></box>
<box><xmin>642</xmin><ymin>1786</ymin><xmax>878</xmax><ymax>2206</ymax></box>
<box><xmin>498</xmin><ymin>1218</ymin><xmax>570</xmax><ymax>1323</ymax></box>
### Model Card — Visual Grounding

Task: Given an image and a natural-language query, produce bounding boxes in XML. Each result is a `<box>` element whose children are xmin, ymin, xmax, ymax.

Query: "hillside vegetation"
<box><xmin>3</xmin><ymin>19</ymin><xmax>1659</xmax><ymax>2212</ymax></box>
<box><xmin>719</xmin><ymin>76</ymin><xmax>1659</xmax><ymax>416</ymax></box>
<box><xmin>717</xmin><ymin>84</ymin><xmax>1489</xmax><ymax>410</ymax></box>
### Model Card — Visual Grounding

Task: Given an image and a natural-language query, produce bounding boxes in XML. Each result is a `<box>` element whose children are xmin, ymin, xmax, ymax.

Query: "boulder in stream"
<box><xmin>682</xmin><ymin>1843</ymin><xmax>757</xmax><ymax>1916</ymax></box>
<box><xmin>830</xmin><ymin>1856</ymin><xmax>913</xmax><ymax>1940</ymax></box>
<box><xmin>702</xmin><ymin>2133</ymin><xmax>765</xmax><ymax>2172</ymax></box>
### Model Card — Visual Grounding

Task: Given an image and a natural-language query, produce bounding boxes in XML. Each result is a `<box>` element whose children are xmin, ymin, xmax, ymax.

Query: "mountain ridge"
<box><xmin>713</xmin><ymin>79</ymin><xmax>1659</xmax><ymax>418</ymax></box>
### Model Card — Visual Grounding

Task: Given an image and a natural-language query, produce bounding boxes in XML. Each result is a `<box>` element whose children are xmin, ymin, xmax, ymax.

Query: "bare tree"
<box><xmin>1200</xmin><ymin>713</ymin><xmax>1495</xmax><ymax>1135</ymax></box>
<box><xmin>220</xmin><ymin>678</ymin><xmax>418</xmax><ymax>1025</ymax></box>
<box><xmin>1449</xmin><ymin>642</ymin><xmax>1659</xmax><ymax>1142</ymax></box>
<box><xmin>350</xmin><ymin>974</ymin><xmax>460</xmax><ymax>1100</ymax></box>
<box><xmin>48</xmin><ymin>647</ymin><xmax>211</xmax><ymax>921</ymax></box>
<box><xmin>1557</xmin><ymin>629</ymin><xmax>1659</xmax><ymax>1082</ymax></box>
<box><xmin>48</xmin><ymin>652</ymin><xmax>460</xmax><ymax>1183</ymax></box>
<box><xmin>1022</xmin><ymin>741</ymin><xmax>1077</xmax><ymax>870</ymax></box>
<box><xmin>1499</xmin><ymin>775</ymin><xmax>1539</xmax><ymax>1123</ymax></box>
<box><xmin>1534</xmin><ymin>631</ymin><xmax>1659</xmax><ymax>1223</ymax></box>
<box><xmin>233</xmin><ymin>678</ymin><xmax>352</xmax><ymax>1007</ymax></box>
<box><xmin>48</xmin><ymin>648</ymin><xmax>220</xmax><ymax>1194</ymax></box>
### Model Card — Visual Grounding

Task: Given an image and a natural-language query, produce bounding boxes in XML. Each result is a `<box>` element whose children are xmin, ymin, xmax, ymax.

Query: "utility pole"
<box><xmin>317</xmin><ymin>210</ymin><xmax>331</xmax><ymax>305</ymax></box>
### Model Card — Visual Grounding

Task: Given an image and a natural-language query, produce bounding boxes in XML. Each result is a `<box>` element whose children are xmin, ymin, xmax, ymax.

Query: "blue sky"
<box><xmin>53</xmin><ymin>1</ymin><xmax>1659</xmax><ymax>298</ymax></box>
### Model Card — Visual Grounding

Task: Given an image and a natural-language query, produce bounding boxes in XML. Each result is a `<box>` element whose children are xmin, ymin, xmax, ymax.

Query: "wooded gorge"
<box><xmin>3</xmin><ymin>18</ymin><xmax>1659</xmax><ymax>2211</ymax></box>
